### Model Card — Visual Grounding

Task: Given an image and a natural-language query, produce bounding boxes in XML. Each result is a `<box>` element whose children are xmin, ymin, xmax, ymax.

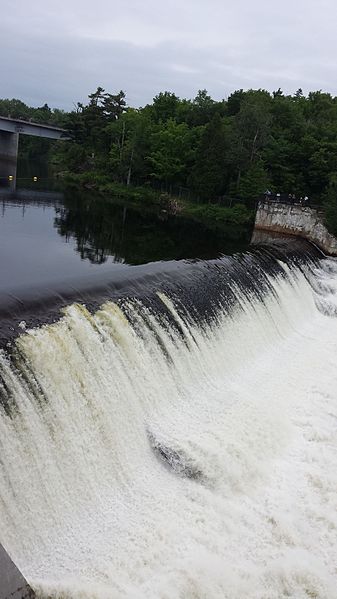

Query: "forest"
<box><xmin>1</xmin><ymin>87</ymin><xmax>337</xmax><ymax>232</ymax></box>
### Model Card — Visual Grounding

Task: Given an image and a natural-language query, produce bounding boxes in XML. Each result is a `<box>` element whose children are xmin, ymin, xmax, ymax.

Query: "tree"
<box><xmin>102</xmin><ymin>91</ymin><xmax>127</xmax><ymax>120</ymax></box>
<box><xmin>106</xmin><ymin>110</ymin><xmax>153</xmax><ymax>184</ymax></box>
<box><xmin>227</xmin><ymin>89</ymin><xmax>245</xmax><ymax>116</ymax></box>
<box><xmin>149</xmin><ymin>92</ymin><xmax>180</xmax><ymax>123</ymax></box>
<box><xmin>235</xmin><ymin>91</ymin><xmax>272</xmax><ymax>164</ymax></box>
<box><xmin>324</xmin><ymin>173</ymin><xmax>337</xmax><ymax>235</ymax></box>
<box><xmin>185</xmin><ymin>89</ymin><xmax>225</xmax><ymax>126</ymax></box>
<box><xmin>227</xmin><ymin>91</ymin><xmax>272</xmax><ymax>192</ymax></box>
<box><xmin>238</xmin><ymin>161</ymin><xmax>270</xmax><ymax>200</ymax></box>
<box><xmin>7</xmin><ymin>84</ymin><xmax>337</xmax><ymax>208</ymax></box>
<box><xmin>191</xmin><ymin>114</ymin><xmax>228</xmax><ymax>200</ymax></box>
<box><xmin>148</xmin><ymin>119</ymin><xmax>194</xmax><ymax>185</ymax></box>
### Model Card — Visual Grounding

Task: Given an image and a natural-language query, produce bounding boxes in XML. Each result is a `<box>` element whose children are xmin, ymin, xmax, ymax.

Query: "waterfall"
<box><xmin>1</xmin><ymin>244</ymin><xmax>337</xmax><ymax>599</ymax></box>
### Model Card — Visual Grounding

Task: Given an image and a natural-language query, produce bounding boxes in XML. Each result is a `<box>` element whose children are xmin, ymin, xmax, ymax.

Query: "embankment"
<box><xmin>254</xmin><ymin>201</ymin><xmax>337</xmax><ymax>255</ymax></box>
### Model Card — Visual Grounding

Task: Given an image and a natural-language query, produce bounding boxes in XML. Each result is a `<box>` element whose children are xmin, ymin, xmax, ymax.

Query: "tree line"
<box><xmin>1</xmin><ymin>87</ymin><xmax>337</xmax><ymax>231</ymax></box>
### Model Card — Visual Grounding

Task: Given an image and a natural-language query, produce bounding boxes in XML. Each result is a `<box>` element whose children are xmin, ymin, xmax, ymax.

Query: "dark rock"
<box><xmin>148</xmin><ymin>430</ymin><xmax>203</xmax><ymax>481</ymax></box>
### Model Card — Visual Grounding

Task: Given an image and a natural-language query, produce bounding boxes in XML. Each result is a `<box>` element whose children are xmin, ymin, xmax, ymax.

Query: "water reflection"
<box><xmin>54</xmin><ymin>189</ymin><xmax>251</xmax><ymax>266</ymax></box>
<box><xmin>0</xmin><ymin>187</ymin><xmax>318</xmax><ymax>352</ymax></box>
<box><xmin>0</xmin><ymin>187</ymin><xmax>253</xmax><ymax>311</ymax></box>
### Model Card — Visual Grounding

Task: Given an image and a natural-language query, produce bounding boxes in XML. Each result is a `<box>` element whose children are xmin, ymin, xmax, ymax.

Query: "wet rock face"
<box><xmin>254</xmin><ymin>203</ymin><xmax>337</xmax><ymax>255</ymax></box>
<box><xmin>148</xmin><ymin>431</ymin><xmax>204</xmax><ymax>481</ymax></box>
<box><xmin>0</xmin><ymin>545</ymin><xmax>34</xmax><ymax>599</ymax></box>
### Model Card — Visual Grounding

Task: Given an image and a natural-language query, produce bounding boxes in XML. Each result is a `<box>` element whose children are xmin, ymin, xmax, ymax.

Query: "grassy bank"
<box><xmin>62</xmin><ymin>172</ymin><xmax>255</xmax><ymax>231</ymax></box>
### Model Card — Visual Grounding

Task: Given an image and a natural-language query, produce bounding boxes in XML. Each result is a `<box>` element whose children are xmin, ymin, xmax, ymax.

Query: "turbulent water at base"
<box><xmin>1</xmin><ymin>245</ymin><xmax>337</xmax><ymax>599</ymax></box>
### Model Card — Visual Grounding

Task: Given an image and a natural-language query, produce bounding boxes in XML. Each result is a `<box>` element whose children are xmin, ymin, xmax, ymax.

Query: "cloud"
<box><xmin>1</xmin><ymin>0</ymin><xmax>337</xmax><ymax>109</ymax></box>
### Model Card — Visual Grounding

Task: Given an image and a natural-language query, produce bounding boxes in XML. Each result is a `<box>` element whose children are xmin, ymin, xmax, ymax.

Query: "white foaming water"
<box><xmin>0</xmin><ymin>255</ymin><xmax>337</xmax><ymax>598</ymax></box>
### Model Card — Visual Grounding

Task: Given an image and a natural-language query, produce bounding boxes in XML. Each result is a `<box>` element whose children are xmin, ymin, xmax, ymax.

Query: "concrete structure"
<box><xmin>254</xmin><ymin>201</ymin><xmax>337</xmax><ymax>256</ymax></box>
<box><xmin>0</xmin><ymin>116</ymin><xmax>68</xmax><ymax>190</ymax></box>
<box><xmin>0</xmin><ymin>544</ymin><xmax>34</xmax><ymax>598</ymax></box>
<box><xmin>0</xmin><ymin>132</ymin><xmax>19</xmax><ymax>190</ymax></box>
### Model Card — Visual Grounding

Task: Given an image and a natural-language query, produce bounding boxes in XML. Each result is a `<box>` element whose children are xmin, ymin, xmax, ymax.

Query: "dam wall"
<box><xmin>0</xmin><ymin>545</ymin><xmax>34</xmax><ymax>599</ymax></box>
<box><xmin>254</xmin><ymin>201</ymin><xmax>337</xmax><ymax>256</ymax></box>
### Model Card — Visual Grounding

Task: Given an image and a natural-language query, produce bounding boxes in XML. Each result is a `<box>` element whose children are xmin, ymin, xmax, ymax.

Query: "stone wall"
<box><xmin>254</xmin><ymin>202</ymin><xmax>337</xmax><ymax>255</ymax></box>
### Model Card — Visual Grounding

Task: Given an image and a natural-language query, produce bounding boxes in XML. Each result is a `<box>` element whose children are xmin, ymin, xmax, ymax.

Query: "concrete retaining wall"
<box><xmin>0</xmin><ymin>545</ymin><xmax>34</xmax><ymax>599</ymax></box>
<box><xmin>254</xmin><ymin>202</ymin><xmax>337</xmax><ymax>255</ymax></box>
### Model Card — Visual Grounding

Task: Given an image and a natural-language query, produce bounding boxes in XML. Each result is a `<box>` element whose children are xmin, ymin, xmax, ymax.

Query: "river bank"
<box><xmin>61</xmin><ymin>172</ymin><xmax>254</xmax><ymax>231</ymax></box>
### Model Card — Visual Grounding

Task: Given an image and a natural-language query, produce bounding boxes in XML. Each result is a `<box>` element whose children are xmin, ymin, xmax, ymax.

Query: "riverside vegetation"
<box><xmin>2</xmin><ymin>87</ymin><xmax>337</xmax><ymax>233</ymax></box>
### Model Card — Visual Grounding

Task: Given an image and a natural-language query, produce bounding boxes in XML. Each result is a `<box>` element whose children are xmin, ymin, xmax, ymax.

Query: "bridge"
<box><xmin>0</xmin><ymin>116</ymin><xmax>69</xmax><ymax>190</ymax></box>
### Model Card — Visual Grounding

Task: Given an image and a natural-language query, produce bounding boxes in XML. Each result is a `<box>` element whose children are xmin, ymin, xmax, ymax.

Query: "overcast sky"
<box><xmin>1</xmin><ymin>0</ymin><xmax>337</xmax><ymax>110</ymax></box>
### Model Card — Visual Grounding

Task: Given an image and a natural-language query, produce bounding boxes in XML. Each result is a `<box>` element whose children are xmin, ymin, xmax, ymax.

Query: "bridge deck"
<box><xmin>0</xmin><ymin>116</ymin><xmax>69</xmax><ymax>140</ymax></box>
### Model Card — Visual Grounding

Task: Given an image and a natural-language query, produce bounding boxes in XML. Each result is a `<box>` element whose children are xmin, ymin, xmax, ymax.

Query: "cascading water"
<box><xmin>1</xmin><ymin>243</ymin><xmax>337</xmax><ymax>599</ymax></box>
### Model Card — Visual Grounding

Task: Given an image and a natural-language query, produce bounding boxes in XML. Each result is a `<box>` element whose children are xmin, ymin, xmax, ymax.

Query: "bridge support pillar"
<box><xmin>0</xmin><ymin>131</ymin><xmax>19</xmax><ymax>191</ymax></box>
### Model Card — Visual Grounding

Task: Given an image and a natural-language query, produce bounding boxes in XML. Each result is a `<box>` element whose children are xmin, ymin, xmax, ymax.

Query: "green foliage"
<box><xmin>65</xmin><ymin>173</ymin><xmax>158</xmax><ymax>204</ymax></box>
<box><xmin>230</xmin><ymin>91</ymin><xmax>272</xmax><ymax>186</ymax></box>
<box><xmin>238</xmin><ymin>161</ymin><xmax>270</xmax><ymax>200</ymax></box>
<box><xmin>0</xmin><ymin>98</ymin><xmax>68</xmax><ymax>174</ymax></box>
<box><xmin>184</xmin><ymin>202</ymin><xmax>253</xmax><ymax>227</ymax></box>
<box><xmin>148</xmin><ymin>92</ymin><xmax>180</xmax><ymax>123</ymax></box>
<box><xmin>5</xmin><ymin>86</ymin><xmax>337</xmax><ymax>217</ymax></box>
<box><xmin>227</xmin><ymin>90</ymin><xmax>245</xmax><ymax>116</ymax></box>
<box><xmin>191</xmin><ymin>114</ymin><xmax>228</xmax><ymax>199</ymax></box>
<box><xmin>148</xmin><ymin>119</ymin><xmax>195</xmax><ymax>184</ymax></box>
<box><xmin>324</xmin><ymin>173</ymin><xmax>337</xmax><ymax>235</ymax></box>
